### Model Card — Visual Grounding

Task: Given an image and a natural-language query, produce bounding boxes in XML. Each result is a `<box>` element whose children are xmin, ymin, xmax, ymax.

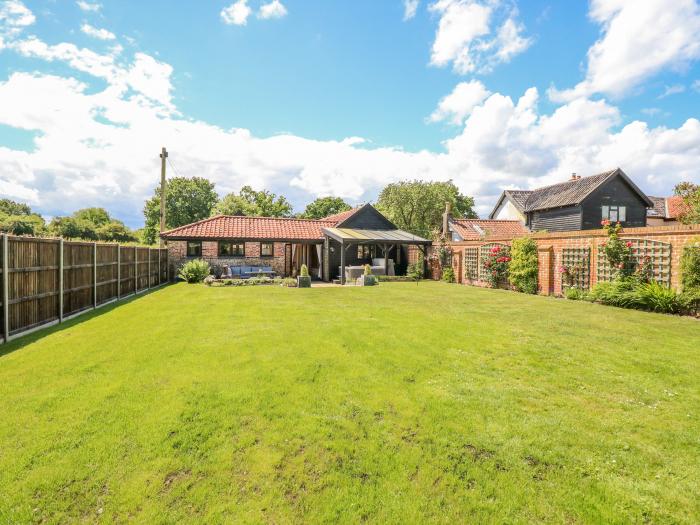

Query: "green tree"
<box><xmin>73</xmin><ymin>207</ymin><xmax>111</xmax><ymax>227</ymax></box>
<box><xmin>97</xmin><ymin>221</ymin><xmax>137</xmax><ymax>242</ymax></box>
<box><xmin>0</xmin><ymin>198</ymin><xmax>32</xmax><ymax>216</ymax></box>
<box><xmin>674</xmin><ymin>182</ymin><xmax>700</xmax><ymax>224</ymax></box>
<box><xmin>0</xmin><ymin>198</ymin><xmax>45</xmax><ymax>236</ymax></box>
<box><xmin>213</xmin><ymin>186</ymin><xmax>293</xmax><ymax>218</ymax></box>
<box><xmin>0</xmin><ymin>213</ymin><xmax>45</xmax><ymax>236</ymax></box>
<box><xmin>508</xmin><ymin>237</ymin><xmax>539</xmax><ymax>294</ymax></box>
<box><xmin>48</xmin><ymin>217</ymin><xmax>98</xmax><ymax>240</ymax></box>
<box><xmin>376</xmin><ymin>180</ymin><xmax>477</xmax><ymax>237</ymax></box>
<box><xmin>299</xmin><ymin>196</ymin><xmax>351</xmax><ymax>219</ymax></box>
<box><xmin>143</xmin><ymin>177</ymin><xmax>219</xmax><ymax>244</ymax></box>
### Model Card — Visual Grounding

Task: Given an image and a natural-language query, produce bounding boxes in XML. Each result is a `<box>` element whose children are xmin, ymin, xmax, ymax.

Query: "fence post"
<box><xmin>2</xmin><ymin>234</ymin><xmax>9</xmax><ymax>343</ymax></box>
<box><xmin>134</xmin><ymin>246</ymin><xmax>138</xmax><ymax>293</ymax></box>
<box><xmin>59</xmin><ymin>239</ymin><xmax>64</xmax><ymax>323</ymax></box>
<box><xmin>148</xmin><ymin>249</ymin><xmax>151</xmax><ymax>289</ymax></box>
<box><xmin>117</xmin><ymin>245</ymin><xmax>121</xmax><ymax>299</ymax></box>
<box><xmin>93</xmin><ymin>242</ymin><xmax>98</xmax><ymax>308</ymax></box>
<box><xmin>158</xmin><ymin>249</ymin><xmax>161</xmax><ymax>285</ymax></box>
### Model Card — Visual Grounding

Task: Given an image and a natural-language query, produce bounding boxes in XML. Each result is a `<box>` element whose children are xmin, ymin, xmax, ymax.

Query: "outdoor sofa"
<box><xmin>225</xmin><ymin>265</ymin><xmax>276</xmax><ymax>279</ymax></box>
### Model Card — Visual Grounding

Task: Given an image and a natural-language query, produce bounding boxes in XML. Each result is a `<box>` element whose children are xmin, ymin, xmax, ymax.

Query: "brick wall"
<box><xmin>167</xmin><ymin>240</ymin><xmax>287</xmax><ymax>276</ymax></box>
<box><xmin>443</xmin><ymin>224</ymin><xmax>700</xmax><ymax>295</ymax></box>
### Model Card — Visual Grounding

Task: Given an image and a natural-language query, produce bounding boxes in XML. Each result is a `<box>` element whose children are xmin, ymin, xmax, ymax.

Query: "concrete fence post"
<box><xmin>134</xmin><ymin>246</ymin><xmax>138</xmax><ymax>293</ymax></box>
<box><xmin>147</xmin><ymin>248</ymin><xmax>151</xmax><ymax>289</ymax></box>
<box><xmin>117</xmin><ymin>245</ymin><xmax>121</xmax><ymax>299</ymax></box>
<box><xmin>2</xmin><ymin>234</ymin><xmax>9</xmax><ymax>343</ymax></box>
<box><xmin>93</xmin><ymin>242</ymin><xmax>98</xmax><ymax>308</ymax></box>
<box><xmin>58</xmin><ymin>239</ymin><xmax>64</xmax><ymax>323</ymax></box>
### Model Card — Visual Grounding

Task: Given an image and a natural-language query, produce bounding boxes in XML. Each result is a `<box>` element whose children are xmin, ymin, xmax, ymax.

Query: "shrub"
<box><xmin>564</xmin><ymin>287</ymin><xmax>586</xmax><ymax>301</ymax></box>
<box><xmin>680</xmin><ymin>237</ymin><xmax>700</xmax><ymax>291</ymax></box>
<box><xmin>406</xmin><ymin>262</ymin><xmax>424</xmax><ymax>281</ymax></box>
<box><xmin>481</xmin><ymin>245</ymin><xmax>510</xmax><ymax>288</ymax></box>
<box><xmin>178</xmin><ymin>259</ymin><xmax>210</xmax><ymax>283</ymax></box>
<box><xmin>441</xmin><ymin>267</ymin><xmax>455</xmax><ymax>283</ymax></box>
<box><xmin>509</xmin><ymin>237</ymin><xmax>538</xmax><ymax>294</ymax></box>
<box><xmin>280</xmin><ymin>277</ymin><xmax>297</xmax><ymax>288</ymax></box>
<box><xmin>634</xmin><ymin>282</ymin><xmax>684</xmax><ymax>314</ymax></box>
<box><xmin>300</xmin><ymin>264</ymin><xmax>309</xmax><ymax>277</ymax></box>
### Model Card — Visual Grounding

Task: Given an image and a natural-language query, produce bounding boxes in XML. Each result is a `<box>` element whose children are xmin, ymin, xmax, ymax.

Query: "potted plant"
<box><xmin>359</xmin><ymin>264</ymin><xmax>376</xmax><ymax>286</ymax></box>
<box><xmin>297</xmin><ymin>264</ymin><xmax>312</xmax><ymax>288</ymax></box>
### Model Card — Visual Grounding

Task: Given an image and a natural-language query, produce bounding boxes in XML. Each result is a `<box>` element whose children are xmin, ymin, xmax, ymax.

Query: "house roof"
<box><xmin>648</xmin><ymin>195</ymin><xmax>689</xmax><ymax>219</ymax></box>
<box><xmin>321</xmin><ymin>207</ymin><xmax>360</xmax><ymax>223</ymax></box>
<box><xmin>160</xmin><ymin>215</ymin><xmax>335</xmax><ymax>241</ymax></box>
<box><xmin>489</xmin><ymin>168</ymin><xmax>654</xmax><ymax>217</ymax></box>
<box><xmin>450</xmin><ymin>219</ymin><xmax>529</xmax><ymax>240</ymax></box>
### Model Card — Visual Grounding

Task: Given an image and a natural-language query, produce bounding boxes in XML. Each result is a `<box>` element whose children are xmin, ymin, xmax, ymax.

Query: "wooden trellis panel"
<box><xmin>463</xmin><ymin>247</ymin><xmax>479</xmax><ymax>282</ymax></box>
<box><xmin>478</xmin><ymin>242</ymin><xmax>509</xmax><ymax>282</ymax></box>
<box><xmin>562</xmin><ymin>247</ymin><xmax>591</xmax><ymax>290</ymax></box>
<box><xmin>597</xmin><ymin>238</ymin><xmax>671</xmax><ymax>285</ymax></box>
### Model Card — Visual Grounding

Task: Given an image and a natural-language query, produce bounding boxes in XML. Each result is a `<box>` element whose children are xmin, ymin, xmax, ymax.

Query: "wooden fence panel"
<box><xmin>7</xmin><ymin>237</ymin><xmax>60</xmax><ymax>335</ymax></box>
<box><xmin>1</xmin><ymin>237</ymin><xmax>170</xmax><ymax>343</ymax></box>
<box><xmin>119</xmin><ymin>246</ymin><xmax>136</xmax><ymax>297</ymax></box>
<box><xmin>96</xmin><ymin>244</ymin><xmax>119</xmax><ymax>305</ymax></box>
<box><xmin>63</xmin><ymin>242</ymin><xmax>94</xmax><ymax>317</ymax></box>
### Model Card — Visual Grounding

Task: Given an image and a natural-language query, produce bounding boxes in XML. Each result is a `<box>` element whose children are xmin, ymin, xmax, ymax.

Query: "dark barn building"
<box><xmin>489</xmin><ymin>168</ymin><xmax>654</xmax><ymax>232</ymax></box>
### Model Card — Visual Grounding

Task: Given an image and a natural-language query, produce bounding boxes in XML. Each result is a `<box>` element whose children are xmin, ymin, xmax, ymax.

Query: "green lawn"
<box><xmin>1</xmin><ymin>282</ymin><xmax>699</xmax><ymax>524</ymax></box>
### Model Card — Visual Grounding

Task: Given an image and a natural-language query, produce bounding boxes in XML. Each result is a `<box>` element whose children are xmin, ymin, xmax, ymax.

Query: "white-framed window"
<box><xmin>602</xmin><ymin>205</ymin><xmax>626</xmax><ymax>222</ymax></box>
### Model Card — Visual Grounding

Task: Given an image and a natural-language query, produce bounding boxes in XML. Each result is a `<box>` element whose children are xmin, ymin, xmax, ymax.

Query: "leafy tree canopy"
<box><xmin>213</xmin><ymin>186</ymin><xmax>293</xmax><ymax>218</ymax></box>
<box><xmin>376</xmin><ymin>180</ymin><xmax>477</xmax><ymax>237</ymax></box>
<box><xmin>143</xmin><ymin>176</ymin><xmax>219</xmax><ymax>244</ymax></box>
<box><xmin>48</xmin><ymin>207</ymin><xmax>136</xmax><ymax>242</ymax></box>
<box><xmin>299</xmin><ymin>196</ymin><xmax>351</xmax><ymax>219</ymax></box>
<box><xmin>0</xmin><ymin>198</ymin><xmax>32</xmax><ymax>216</ymax></box>
<box><xmin>675</xmin><ymin>182</ymin><xmax>700</xmax><ymax>224</ymax></box>
<box><xmin>72</xmin><ymin>207</ymin><xmax>111</xmax><ymax>227</ymax></box>
<box><xmin>0</xmin><ymin>198</ymin><xmax>45</xmax><ymax>236</ymax></box>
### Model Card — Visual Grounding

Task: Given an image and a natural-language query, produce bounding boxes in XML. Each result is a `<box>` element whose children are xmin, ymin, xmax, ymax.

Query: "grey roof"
<box><xmin>646</xmin><ymin>196</ymin><xmax>666</xmax><ymax>217</ymax></box>
<box><xmin>491</xmin><ymin>168</ymin><xmax>653</xmax><ymax>216</ymax></box>
<box><xmin>322</xmin><ymin>227</ymin><xmax>431</xmax><ymax>244</ymax></box>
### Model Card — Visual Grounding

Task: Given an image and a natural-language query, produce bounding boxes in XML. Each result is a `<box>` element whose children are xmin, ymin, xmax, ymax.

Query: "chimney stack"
<box><xmin>570</xmin><ymin>172</ymin><xmax>579</xmax><ymax>181</ymax></box>
<box><xmin>442</xmin><ymin>201</ymin><xmax>452</xmax><ymax>238</ymax></box>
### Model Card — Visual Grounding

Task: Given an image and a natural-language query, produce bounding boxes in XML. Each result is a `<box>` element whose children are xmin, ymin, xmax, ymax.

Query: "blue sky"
<box><xmin>1</xmin><ymin>0</ymin><xmax>699</xmax><ymax>227</ymax></box>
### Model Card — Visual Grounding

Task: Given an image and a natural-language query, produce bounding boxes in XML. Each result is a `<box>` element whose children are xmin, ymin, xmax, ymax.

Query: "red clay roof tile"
<box><xmin>161</xmin><ymin>215</ymin><xmax>336</xmax><ymax>240</ymax></box>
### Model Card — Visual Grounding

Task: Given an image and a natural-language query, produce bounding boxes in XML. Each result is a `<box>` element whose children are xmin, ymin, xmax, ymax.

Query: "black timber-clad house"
<box><xmin>488</xmin><ymin>168</ymin><xmax>654</xmax><ymax>232</ymax></box>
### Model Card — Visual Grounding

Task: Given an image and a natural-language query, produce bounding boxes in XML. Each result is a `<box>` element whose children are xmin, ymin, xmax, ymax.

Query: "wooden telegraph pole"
<box><xmin>159</xmin><ymin>147</ymin><xmax>168</xmax><ymax>248</ymax></box>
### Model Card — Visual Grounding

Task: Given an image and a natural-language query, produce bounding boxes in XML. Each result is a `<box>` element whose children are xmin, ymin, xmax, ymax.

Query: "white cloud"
<box><xmin>0</xmin><ymin>0</ymin><xmax>35</xmax><ymax>37</ymax></box>
<box><xmin>641</xmin><ymin>107</ymin><xmax>662</xmax><ymax>117</ymax></box>
<box><xmin>429</xmin><ymin>80</ymin><xmax>491</xmax><ymax>125</ymax></box>
<box><xmin>259</xmin><ymin>0</ymin><xmax>287</xmax><ymax>20</ymax></box>
<box><xmin>403</xmin><ymin>0</ymin><xmax>420</xmax><ymax>20</ymax></box>
<box><xmin>659</xmin><ymin>84</ymin><xmax>685</xmax><ymax>98</ymax></box>
<box><xmin>0</xmin><ymin>15</ymin><xmax>698</xmax><ymax>223</ymax></box>
<box><xmin>221</xmin><ymin>0</ymin><xmax>251</xmax><ymax>26</ymax></box>
<box><xmin>693</xmin><ymin>79</ymin><xmax>700</xmax><ymax>93</ymax></box>
<box><xmin>76</xmin><ymin>1</ymin><xmax>101</xmax><ymax>12</ymax></box>
<box><xmin>550</xmin><ymin>0</ymin><xmax>700</xmax><ymax>102</ymax></box>
<box><xmin>80</xmin><ymin>23</ymin><xmax>116</xmax><ymax>41</ymax></box>
<box><xmin>428</xmin><ymin>0</ymin><xmax>531</xmax><ymax>74</ymax></box>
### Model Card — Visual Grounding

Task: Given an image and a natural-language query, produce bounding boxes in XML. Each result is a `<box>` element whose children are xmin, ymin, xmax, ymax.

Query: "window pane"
<box><xmin>261</xmin><ymin>243</ymin><xmax>273</xmax><ymax>256</ymax></box>
<box><xmin>232</xmin><ymin>243</ymin><xmax>244</xmax><ymax>256</ymax></box>
<box><xmin>187</xmin><ymin>241</ymin><xmax>201</xmax><ymax>257</ymax></box>
<box><xmin>219</xmin><ymin>241</ymin><xmax>230</xmax><ymax>256</ymax></box>
<box><xmin>610</xmin><ymin>208</ymin><xmax>618</xmax><ymax>222</ymax></box>
<box><xmin>619</xmin><ymin>206</ymin><xmax>626</xmax><ymax>222</ymax></box>
<box><xmin>602</xmin><ymin>205</ymin><xmax>609</xmax><ymax>219</ymax></box>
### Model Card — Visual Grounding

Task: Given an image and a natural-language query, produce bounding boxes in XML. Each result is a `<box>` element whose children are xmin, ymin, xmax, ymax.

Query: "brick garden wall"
<box><xmin>167</xmin><ymin>240</ymin><xmax>287</xmax><ymax>276</ymax></box>
<box><xmin>439</xmin><ymin>224</ymin><xmax>700</xmax><ymax>295</ymax></box>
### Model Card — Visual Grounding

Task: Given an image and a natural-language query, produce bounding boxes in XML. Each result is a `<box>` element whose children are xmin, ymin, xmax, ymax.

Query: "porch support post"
<box><xmin>383</xmin><ymin>243</ymin><xmax>388</xmax><ymax>277</ymax></box>
<box><xmin>340</xmin><ymin>240</ymin><xmax>345</xmax><ymax>285</ymax></box>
